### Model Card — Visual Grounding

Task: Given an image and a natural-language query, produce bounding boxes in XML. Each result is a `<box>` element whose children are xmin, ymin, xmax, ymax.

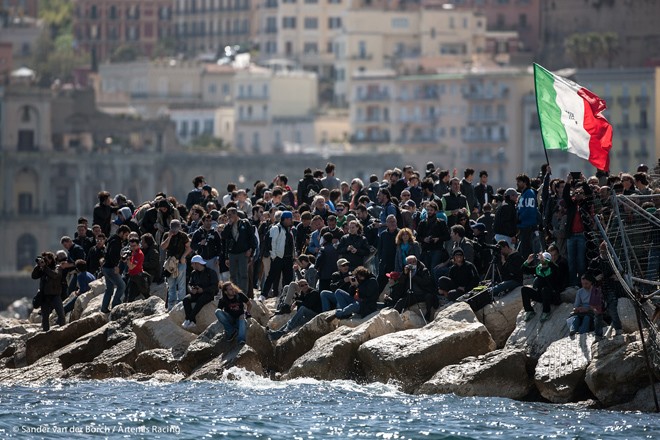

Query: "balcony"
<box><xmin>462</xmin><ymin>134</ymin><xmax>508</xmax><ymax>144</ymax></box>
<box><xmin>357</xmin><ymin>92</ymin><xmax>390</xmax><ymax>102</ymax></box>
<box><xmin>398</xmin><ymin>115</ymin><xmax>438</xmax><ymax>124</ymax></box>
<box><xmin>636</xmin><ymin>95</ymin><xmax>650</xmax><ymax>106</ymax></box>
<box><xmin>396</xmin><ymin>136</ymin><xmax>438</xmax><ymax>145</ymax></box>
<box><xmin>468</xmin><ymin>114</ymin><xmax>507</xmax><ymax>124</ymax></box>
<box><xmin>264</xmin><ymin>26</ymin><xmax>277</xmax><ymax>34</ymax></box>
<box><xmin>635</xmin><ymin>122</ymin><xmax>649</xmax><ymax>131</ymax></box>
<box><xmin>617</xmin><ymin>96</ymin><xmax>631</xmax><ymax>107</ymax></box>
<box><xmin>462</xmin><ymin>87</ymin><xmax>509</xmax><ymax>101</ymax></box>
<box><xmin>354</xmin><ymin>115</ymin><xmax>390</xmax><ymax>123</ymax></box>
<box><xmin>348</xmin><ymin>53</ymin><xmax>373</xmax><ymax>60</ymax></box>
<box><xmin>237</xmin><ymin>116</ymin><xmax>268</xmax><ymax>124</ymax></box>
<box><xmin>350</xmin><ymin>133</ymin><xmax>390</xmax><ymax>144</ymax></box>
<box><xmin>236</xmin><ymin>94</ymin><xmax>269</xmax><ymax>101</ymax></box>
<box><xmin>617</xmin><ymin>123</ymin><xmax>631</xmax><ymax>136</ymax></box>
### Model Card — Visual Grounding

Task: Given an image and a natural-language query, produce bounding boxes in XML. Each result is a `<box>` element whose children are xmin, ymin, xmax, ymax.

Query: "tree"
<box><xmin>110</xmin><ymin>44</ymin><xmax>140</xmax><ymax>63</ymax></box>
<box><xmin>39</xmin><ymin>0</ymin><xmax>74</xmax><ymax>37</ymax></box>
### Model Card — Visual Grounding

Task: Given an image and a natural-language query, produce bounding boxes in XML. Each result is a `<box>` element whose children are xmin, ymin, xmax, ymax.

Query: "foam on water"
<box><xmin>0</xmin><ymin>372</ymin><xmax>658</xmax><ymax>439</ymax></box>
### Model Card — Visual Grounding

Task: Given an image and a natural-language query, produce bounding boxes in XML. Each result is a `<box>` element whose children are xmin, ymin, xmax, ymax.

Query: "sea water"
<box><xmin>0</xmin><ymin>369</ymin><xmax>658</xmax><ymax>439</ymax></box>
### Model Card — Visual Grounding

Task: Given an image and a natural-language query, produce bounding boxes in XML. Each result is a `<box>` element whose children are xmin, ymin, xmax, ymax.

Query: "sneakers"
<box><xmin>258</xmin><ymin>295</ymin><xmax>266</xmax><ymax>302</ymax></box>
<box><xmin>524</xmin><ymin>311</ymin><xmax>536</xmax><ymax>322</ymax></box>
<box><xmin>274</xmin><ymin>304</ymin><xmax>292</xmax><ymax>315</ymax></box>
<box><xmin>539</xmin><ymin>312</ymin><xmax>551</xmax><ymax>322</ymax></box>
<box><xmin>182</xmin><ymin>320</ymin><xmax>195</xmax><ymax>329</ymax></box>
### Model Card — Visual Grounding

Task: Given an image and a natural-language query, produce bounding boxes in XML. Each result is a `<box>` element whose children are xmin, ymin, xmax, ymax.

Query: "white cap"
<box><xmin>191</xmin><ymin>255</ymin><xmax>206</xmax><ymax>265</ymax></box>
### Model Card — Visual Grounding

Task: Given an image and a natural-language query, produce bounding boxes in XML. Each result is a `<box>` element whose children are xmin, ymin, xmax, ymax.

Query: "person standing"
<box><xmin>516</xmin><ymin>173</ymin><xmax>541</xmax><ymax>259</ymax></box>
<box><xmin>262</xmin><ymin>211</ymin><xmax>295</xmax><ymax>301</ymax></box>
<box><xmin>221</xmin><ymin>207</ymin><xmax>257</xmax><ymax>295</ymax></box>
<box><xmin>101</xmin><ymin>225</ymin><xmax>131</xmax><ymax>313</ymax></box>
<box><xmin>473</xmin><ymin>170</ymin><xmax>494</xmax><ymax>213</ymax></box>
<box><xmin>191</xmin><ymin>214</ymin><xmax>223</xmax><ymax>277</ymax></box>
<box><xmin>161</xmin><ymin>219</ymin><xmax>192</xmax><ymax>310</ymax></box>
<box><xmin>125</xmin><ymin>238</ymin><xmax>147</xmax><ymax>302</ymax></box>
<box><xmin>32</xmin><ymin>252</ymin><xmax>65</xmax><ymax>331</ymax></box>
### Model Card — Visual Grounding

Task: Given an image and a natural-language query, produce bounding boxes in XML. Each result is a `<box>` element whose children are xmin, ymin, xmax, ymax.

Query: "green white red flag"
<box><xmin>533</xmin><ymin>63</ymin><xmax>613</xmax><ymax>171</ymax></box>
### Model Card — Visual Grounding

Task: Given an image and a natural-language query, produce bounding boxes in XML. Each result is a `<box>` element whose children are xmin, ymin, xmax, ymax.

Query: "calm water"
<box><xmin>0</xmin><ymin>369</ymin><xmax>658</xmax><ymax>439</ymax></box>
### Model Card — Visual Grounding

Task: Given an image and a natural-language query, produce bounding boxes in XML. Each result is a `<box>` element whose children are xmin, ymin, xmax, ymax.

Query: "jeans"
<box><xmin>570</xmin><ymin>313</ymin><xmax>592</xmax><ymax>334</ymax></box>
<box><xmin>229</xmin><ymin>253</ymin><xmax>249</xmax><ymax>294</ymax></box>
<box><xmin>41</xmin><ymin>295</ymin><xmax>65</xmax><ymax>331</ymax></box>
<box><xmin>101</xmin><ymin>267</ymin><xmax>126</xmax><ymax>312</ymax></box>
<box><xmin>491</xmin><ymin>280</ymin><xmax>521</xmax><ymax>297</ymax></box>
<box><xmin>215</xmin><ymin>309</ymin><xmax>247</xmax><ymax>343</ymax></box>
<box><xmin>567</xmin><ymin>233</ymin><xmax>587</xmax><ymax>286</ymax></box>
<box><xmin>167</xmin><ymin>263</ymin><xmax>187</xmax><ymax>310</ymax></box>
<box><xmin>63</xmin><ymin>295</ymin><xmax>77</xmax><ymax>314</ymax></box>
<box><xmin>320</xmin><ymin>290</ymin><xmax>337</xmax><ymax>312</ymax></box>
<box><xmin>334</xmin><ymin>288</ymin><xmax>360</xmax><ymax>318</ymax></box>
<box><xmin>423</xmin><ymin>250</ymin><xmax>443</xmax><ymax>277</ymax></box>
<box><xmin>282</xmin><ymin>305</ymin><xmax>318</xmax><ymax>332</ymax></box>
<box><xmin>182</xmin><ymin>292</ymin><xmax>214</xmax><ymax>323</ymax></box>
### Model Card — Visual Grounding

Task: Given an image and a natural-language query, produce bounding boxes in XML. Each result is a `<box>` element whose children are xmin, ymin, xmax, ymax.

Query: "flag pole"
<box><xmin>533</xmin><ymin>63</ymin><xmax>551</xmax><ymax>167</ymax></box>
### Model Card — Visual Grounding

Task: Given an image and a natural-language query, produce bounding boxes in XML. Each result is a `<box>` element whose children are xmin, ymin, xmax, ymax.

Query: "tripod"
<box><xmin>405</xmin><ymin>267</ymin><xmax>428</xmax><ymax>325</ymax></box>
<box><xmin>482</xmin><ymin>249</ymin><xmax>502</xmax><ymax>303</ymax></box>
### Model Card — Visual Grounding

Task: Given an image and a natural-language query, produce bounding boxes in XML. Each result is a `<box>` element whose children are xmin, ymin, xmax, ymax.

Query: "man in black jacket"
<box><xmin>376</xmin><ymin>215</ymin><xmax>399</xmax><ymax>291</ymax></box>
<box><xmin>268</xmin><ymin>279</ymin><xmax>323</xmax><ymax>340</ymax></box>
<box><xmin>101</xmin><ymin>225</ymin><xmax>131</xmax><ymax>313</ymax></box>
<box><xmin>385</xmin><ymin>256</ymin><xmax>438</xmax><ymax>321</ymax></box>
<box><xmin>337</xmin><ymin>220</ymin><xmax>371</xmax><ymax>270</ymax></box>
<box><xmin>439</xmin><ymin>248</ymin><xmax>480</xmax><ymax>301</ymax></box>
<box><xmin>191</xmin><ymin>214</ymin><xmax>223</xmax><ymax>276</ymax></box>
<box><xmin>473</xmin><ymin>170</ymin><xmax>494</xmax><ymax>213</ymax></box>
<box><xmin>32</xmin><ymin>252</ymin><xmax>65</xmax><ymax>331</ymax></box>
<box><xmin>93</xmin><ymin>191</ymin><xmax>116</xmax><ymax>237</ymax></box>
<box><xmin>221</xmin><ymin>207</ymin><xmax>257</xmax><ymax>295</ymax></box>
<box><xmin>182</xmin><ymin>255</ymin><xmax>220</xmax><ymax>329</ymax></box>
<box><xmin>416</xmin><ymin>202</ymin><xmax>450</xmax><ymax>273</ymax></box>
<box><xmin>326</xmin><ymin>266</ymin><xmax>379</xmax><ymax>320</ymax></box>
<box><xmin>491</xmin><ymin>240</ymin><xmax>524</xmax><ymax>296</ymax></box>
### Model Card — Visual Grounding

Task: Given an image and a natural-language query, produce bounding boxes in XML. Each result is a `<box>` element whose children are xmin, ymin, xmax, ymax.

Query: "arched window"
<box><xmin>14</xmin><ymin>167</ymin><xmax>39</xmax><ymax>214</ymax></box>
<box><xmin>16</xmin><ymin>234</ymin><xmax>38</xmax><ymax>271</ymax></box>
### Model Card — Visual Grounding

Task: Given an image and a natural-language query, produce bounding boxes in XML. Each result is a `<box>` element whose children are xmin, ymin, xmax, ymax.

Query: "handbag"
<box><xmin>163</xmin><ymin>256</ymin><xmax>179</xmax><ymax>278</ymax></box>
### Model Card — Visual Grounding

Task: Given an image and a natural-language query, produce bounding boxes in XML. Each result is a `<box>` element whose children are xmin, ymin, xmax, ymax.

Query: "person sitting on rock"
<box><xmin>182</xmin><ymin>255</ymin><xmax>220</xmax><ymax>329</ymax></box>
<box><xmin>320</xmin><ymin>258</ymin><xmax>352</xmax><ymax>311</ymax></box>
<box><xmin>215</xmin><ymin>281</ymin><xmax>251</xmax><ymax>345</ymax></box>
<box><xmin>490</xmin><ymin>240</ymin><xmax>524</xmax><ymax>297</ymax></box>
<box><xmin>274</xmin><ymin>254</ymin><xmax>318</xmax><ymax>315</ymax></box>
<box><xmin>268</xmin><ymin>279</ymin><xmax>323</xmax><ymax>341</ymax></box>
<box><xmin>520</xmin><ymin>251</ymin><xmax>562</xmax><ymax>322</ymax></box>
<box><xmin>569</xmin><ymin>273</ymin><xmax>601</xmax><ymax>337</ymax></box>
<box><xmin>63</xmin><ymin>259</ymin><xmax>96</xmax><ymax>315</ymax></box>
<box><xmin>384</xmin><ymin>255</ymin><xmax>438</xmax><ymax>321</ymax></box>
<box><xmin>586</xmin><ymin>241</ymin><xmax>623</xmax><ymax>337</ymax></box>
<box><xmin>325</xmin><ymin>266</ymin><xmax>379</xmax><ymax>321</ymax></box>
<box><xmin>437</xmin><ymin>248</ymin><xmax>480</xmax><ymax>301</ymax></box>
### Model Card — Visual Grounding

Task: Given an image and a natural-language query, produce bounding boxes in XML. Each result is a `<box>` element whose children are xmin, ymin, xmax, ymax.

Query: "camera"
<box><xmin>121</xmin><ymin>249</ymin><xmax>131</xmax><ymax>260</ymax></box>
<box><xmin>35</xmin><ymin>257</ymin><xmax>44</xmax><ymax>264</ymax></box>
<box><xmin>350</xmin><ymin>276</ymin><xmax>357</xmax><ymax>283</ymax></box>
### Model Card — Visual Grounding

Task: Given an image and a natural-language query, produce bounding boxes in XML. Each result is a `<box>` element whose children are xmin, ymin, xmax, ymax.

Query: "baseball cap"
<box><xmin>452</xmin><ymin>248</ymin><xmax>464</xmax><ymax>256</ymax></box>
<box><xmin>386</xmin><ymin>271</ymin><xmax>401</xmax><ymax>280</ymax></box>
<box><xmin>504</xmin><ymin>188</ymin><xmax>519</xmax><ymax>198</ymax></box>
<box><xmin>337</xmin><ymin>258</ymin><xmax>349</xmax><ymax>267</ymax></box>
<box><xmin>541</xmin><ymin>252</ymin><xmax>552</xmax><ymax>261</ymax></box>
<box><xmin>191</xmin><ymin>255</ymin><xmax>207</xmax><ymax>265</ymax></box>
<box><xmin>202</xmin><ymin>184</ymin><xmax>212</xmax><ymax>192</ymax></box>
<box><xmin>281</xmin><ymin>211</ymin><xmax>293</xmax><ymax>220</ymax></box>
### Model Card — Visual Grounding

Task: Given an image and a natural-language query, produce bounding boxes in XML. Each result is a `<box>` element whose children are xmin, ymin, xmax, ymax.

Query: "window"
<box><xmin>304</xmin><ymin>17</ymin><xmax>318</xmax><ymax>29</ymax></box>
<box><xmin>282</xmin><ymin>17</ymin><xmax>296</xmax><ymax>29</ymax></box>
<box><xmin>391</xmin><ymin>18</ymin><xmax>409</xmax><ymax>29</ymax></box>
<box><xmin>266</xmin><ymin>16</ymin><xmax>277</xmax><ymax>32</ymax></box>
<box><xmin>358</xmin><ymin>41</ymin><xmax>367</xmax><ymax>58</ymax></box>
<box><xmin>18</xmin><ymin>193</ymin><xmax>33</xmax><ymax>214</ymax></box>
<box><xmin>203</xmin><ymin>119</ymin><xmax>214</xmax><ymax>134</ymax></box>
<box><xmin>17</xmin><ymin>130</ymin><xmax>35</xmax><ymax>151</ymax></box>
<box><xmin>304</xmin><ymin>42</ymin><xmax>318</xmax><ymax>53</ymax></box>
<box><xmin>252</xmin><ymin>132</ymin><xmax>260</xmax><ymax>148</ymax></box>
<box><xmin>16</xmin><ymin>234</ymin><xmax>37</xmax><ymax>271</ymax></box>
<box><xmin>180</xmin><ymin>121</ymin><xmax>189</xmax><ymax>137</ymax></box>
<box><xmin>304</xmin><ymin>0</ymin><xmax>318</xmax><ymax>3</ymax></box>
<box><xmin>209</xmin><ymin>84</ymin><xmax>217</xmax><ymax>94</ymax></box>
<box><xmin>328</xmin><ymin>17</ymin><xmax>342</xmax><ymax>29</ymax></box>
<box><xmin>55</xmin><ymin>187</ymin><xmax>69</xmax><ymax>215</ymax></box>
<box><xmin>449</xmin><ymin>17</ymin><xmax>454</xmax><ymax>29</ymax></box>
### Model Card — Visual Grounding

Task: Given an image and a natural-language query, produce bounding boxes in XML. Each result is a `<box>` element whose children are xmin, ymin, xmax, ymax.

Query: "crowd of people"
<box><xmin>32</xmin><ymin>160</ymin><xmax>660</xmax><ymax>342</ymax></box>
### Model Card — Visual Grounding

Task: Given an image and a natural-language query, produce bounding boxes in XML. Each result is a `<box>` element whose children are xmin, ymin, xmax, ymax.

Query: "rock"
<box><xmin>416</xmin><ymin>348</ymin><xmax>531</xmax><ymax>400</ymax></box>
<box><xmin>109</xmin><ymin>296</ymin><xmax>166</xmax><ymax>327</ymax></box>
<box><xmin>24</xmin><ymin>312</ymin><xmax>109</xmax><ymax>365</ymax></box>
<box><xmin>0</xmin><ymin>316</ymin><xmax>33</xmax><ymax>335</ymax></box>
<box><xmin>57</xmin><ymin>322</ymin><xmax>132</xmax><ymax>369</ymax></box>
<box><xmin>168</xmin><ymin>301</ymin><xmax>217</xmax><ymax>335</ymax></box>
<box><xmin>63</xmin><ymin>335</ymin><xmax>137</xmax><ymax>380</ymax></box>
<box><xmin>267</xmin><ymin>312</ymin><xmax>294</xmax><ymax>332</ymax></box>
<box><xmin>133</xmin><ymin>313</ymin><xmax>196</xmax><ymax>356</ymax></box>
<box><xmin>245</xmin><ymin>318</ymin><xmax>274</xmax><ymax>368</ymax></box>
<box><xmin>70</xmin><ymin>278</ymin><xmax>106</xmax><ymax>321</ymax></box>
<box><xmin>617</xmin><ymin>297</ymin><xmax>654</xmax><ymax>334</ymax></box>
<box><xmin>135</xmin><ymin>349</ymin><xmax>179</xmax><ymax>374</ymax></box>
<box><xmin>272</xmin><ymin>311</ymin><xmax>340</xmax><ymax>372</ymax></box>
<box><xmin>505</xmin><ymin>302</ymin><xmax>573</xmax><ymax>361</ymax></box>
<box><xmin>133</xmin><ymin>371</ymin><xmax>185</xmax><ymax>383</ymax></box>
<box><xmin>3</xmin><ymin>298</ymin><xmax>31</xmax><ymax>320</ymax></box>
<box><xmin>177</xmin><ymin>321</ymin><xmax>227</xmax><ymax>374</ymax></box>
<box><xmin>475</xmin><ymin>287</ymin><xmax>523</xmax><ymax>348</ymax></box>
<box><xmin>249</xmin><ymin>299</ymin><xmax>272</xmax><ymax>327</ymax></box>
<box><xmin>534</xmin><ymin>334</ymin><xmax>596</xmax><ymax>403</ymax></box>
<box><xmin>610</xmin><ymin>383</ymin><xmax>660</xmax><ymax>412</ymax></box>
<box><xmin>0</xmin><ymin>334</ymin><xmax>20</xmax><ymax>359</ymax></box>
<box><xmin>0</xmin><ymin>353</ymin><xmax>64</xmax><ymax>383</ymax></box>
<box><xmin>585</xmin><ymin>333</ymin><xmax>649</xmax><ymax>406</ymax></box>
<box><xmin>286</xmin><ymin>309</ymin><xmax>405</xmax><ymax>381</ymax></box>
<box><xmin>559</xmin><ymin>286</ymin><xmax>578</xmax><ymax>304</ymax></box>
<box><xmin>81</xmin><ymin>296</ymin><xmax>104</xmax><ymax>318</ymax></box>
<box><xmin>149</xmin><ymin>282</ymin><xmax>168</xmax><ymax>302</ymax></box>
<box><xmin>400</xmin><ymin>309</ymin><xmax>427</xmax><ymax>329</ymax></box>
<box><xmin>357</xmin><ymin>302</ymin><xmax>496</xmax><ymax>392</ymax></box>
<box><xmin>187</xmin><ymin>345</ymin><xmax>263</xmax><ymax>380</ymax></box>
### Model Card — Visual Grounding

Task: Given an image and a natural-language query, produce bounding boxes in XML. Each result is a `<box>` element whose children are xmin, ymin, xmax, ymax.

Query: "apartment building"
<box><xmin>333</xmin><ymin>7</ymin><xmax>487</xmax><ymax>106</ymax></box>
<box><xmin>172</xmin><ymin>0</ymin><xmax>256</xmax><ymax>56</ymax></box>
<box><xmin>349</xmin><ymin>67</ymin><xmax>533</xmax><ymax>186</ymax></box>
<box><xmin>233</xmin><ymin>65</ymin><xmax>317</xmax><ymax>153</ymax></box>
<box><xmin>73</xmin><ymin>0</ymin><xmax>174</xmax><ymax>62</ymax></box>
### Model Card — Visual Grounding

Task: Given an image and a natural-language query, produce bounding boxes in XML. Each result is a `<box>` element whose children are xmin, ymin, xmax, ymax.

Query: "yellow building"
<box><xmin>349</xmin><ymin>67</ymin><xmax>533</xmax><ymax>186</ymax></box>
<box><xmin>333</xmin><ymin>7</ymin><xmax>487</xmax><ymax>107</ymax></box>
<box><xmin>233</xmin><ymin>65</ymin><xmax>318</xmax><ymax>153</ymax></box>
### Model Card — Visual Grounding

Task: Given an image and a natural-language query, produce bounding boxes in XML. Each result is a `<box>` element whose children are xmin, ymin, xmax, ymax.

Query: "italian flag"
<box><xmin>533</xmin><ymin>63</ymin><xmax>613</xmax><ymax>171</ymax></box>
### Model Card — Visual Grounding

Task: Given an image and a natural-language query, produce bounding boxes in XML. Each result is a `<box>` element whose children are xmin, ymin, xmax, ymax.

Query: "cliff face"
<box><xmin>0</xmin><ymin>278</ymin><xmax>655</xmax><ymax>411</ymax></box>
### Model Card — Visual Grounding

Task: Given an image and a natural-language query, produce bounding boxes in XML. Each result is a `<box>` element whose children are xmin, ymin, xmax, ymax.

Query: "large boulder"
<box><xmin>617</xmin><ymin>297</ymin><xmax>654</xmax><ymax>334</ymax></box>
<box><xmin>187</xmin><ymin>345</ymin><xmax>263</xmax><ymax>380</ymax></box>
<box><xmin>81</xmin><ymin>296</ymin><xmax>104</xmax><ymax>318</ymax></box>
<box><xmin>505</xmin><ymin>302</ymin><xmax>573</xmax><ymax>361</ymax></box>
<box><xmin>475</xmin><ymin>287</ymin><xmax>523</xmax><ymax>348</ymax></box>
<box><xmin>57</xmin><ymin>322</ymin><xmax>132</xmax><ymax>369</ymax></box>
<box><xmin>357</xmin><ymin>302</ymin><xmax>496</xmax><ymax>392</ymax></box>
<box><xmin>0</xmin><ymin>316</ymin><xmax>35</xmax><ymax>335</ymax></box>
<box><xmin>610</xmin><ymin>383</ymin><xmax>660</xmax><ymax>412</ymax></box>
<box><xmin>585</xmin><ymin>333</ymin><xmax>649</xmax><ymax>406</ymax></box>
<box><xmin>534</xmin><ymin>334</ymin><xmax>596</xmax><ymax>403</ymax></box>
<box><xmin>267</xmin><ymin>312</ymin><xmax>294</xmax><ymax>332</ymax></box>
<box><xmin>133</xmin><ymin>313</ymin><xmax>196</xmax><ymax>356</ymax></box>
<box><xmin>63</xmin><ymin>335</ymin><xmax>137</xmax><ymax>380</ymax></box>
<box><xmin>416</xmin><ymin>348</ymin><xmax>531</xmax><ymax>400</ymax></box>
<box><xmin>286</xmin><ymin>309</ymin><xmax>405</xmax><ymax>380</ymax></box>
<box><xmin>177</xmin><ymin>321</ymin><xmax>227</xmax><ymax>374</ymax></box>
<box><xmin>168</xmin><ymin>301</ymin><xmax>217</xmax><ymax>334</ymax></box>
<box><xmin>249</xmin><ymin>299</ymin><xmax>273</xmax><ymax>327</ymax></box>
<box><xmin>245</xmin><ymin>318</ymin><xmax>273</xmax><ymax>369</ymax></box>
<box><xmin>110</xmin><ymin>296</ymin><xmax>166</xmax><ymax>327</ymax></box>
<box><xmin>272</xmin><ymin>311</ymin><xmax>340</xmax><ymax>372</ymax></box>
<box><xmin>70</xmin><ymin>278</ymin><xmax>106</xmax><ymax>321</ymax></box>
<box><xmin>135</xmin><ymin>349</ymin><xmax>179</xmax><ymax>374</ymax></box>
<box><xmin>24</xmin><ymin>312</ymin><xmax>108</xmax><ymax>364</ymax></box>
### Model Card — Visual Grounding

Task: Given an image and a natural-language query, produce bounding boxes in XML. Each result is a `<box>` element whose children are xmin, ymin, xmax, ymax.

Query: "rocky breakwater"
<box><xmin>0</xmin><ymin>279</ymin><xmax>656</xmax><ymax>412</ymax></box>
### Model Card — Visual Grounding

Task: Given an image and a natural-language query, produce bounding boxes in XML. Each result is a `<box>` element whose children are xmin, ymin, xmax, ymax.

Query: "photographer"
<box><xmin>101</xmin><ymin>225</ymin><xmax>131</xmax><ymax>314</ymax></box>
<box><xmin>125</xmin><ymin>238</ymin><xmax>148</xmax><ymax>302</ymax></box>
<box><xmin>520</xmin><ymin>251</ymin><xmax>562</xmax><ymax>322</ymax></box>
<box><xmin>31</xmin><ymin>252</ymin><xmax>65</xmax><ymax>331</ymax></box>
<box><xmin>191</xmin><ymin>214</ymin><xmax>223</xmax><ymax>276</ymax></box>
<box><xmin>490</xmin><ymin>240</ymin><xmax>524</xmax><ymax>297</ymax></box>
<box><xmin>325</xmin><ymin>266</ymin><xmax>379</xmax><ymax>321</ymax></box>
<box><xmin>385</xmin><ymin>256</ymin><xmax>438</xmax><ymax>322</ymax></box>
<box><xmin>563</xmin><ymin>172</ymin><xmax>594</xmax><ymax>287</ymax></box>
<box><xmin>181</xmin><ymin>255</ymin><xmax>219</xmax><ymax>329</ymax></box>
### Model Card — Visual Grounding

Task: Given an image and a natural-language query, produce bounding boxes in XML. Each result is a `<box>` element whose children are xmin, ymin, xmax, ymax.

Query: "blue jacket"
<box><xmin>517</xmin><ymin>188</ymin><xmax>538</xmax><ymax>229</ymax></box>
